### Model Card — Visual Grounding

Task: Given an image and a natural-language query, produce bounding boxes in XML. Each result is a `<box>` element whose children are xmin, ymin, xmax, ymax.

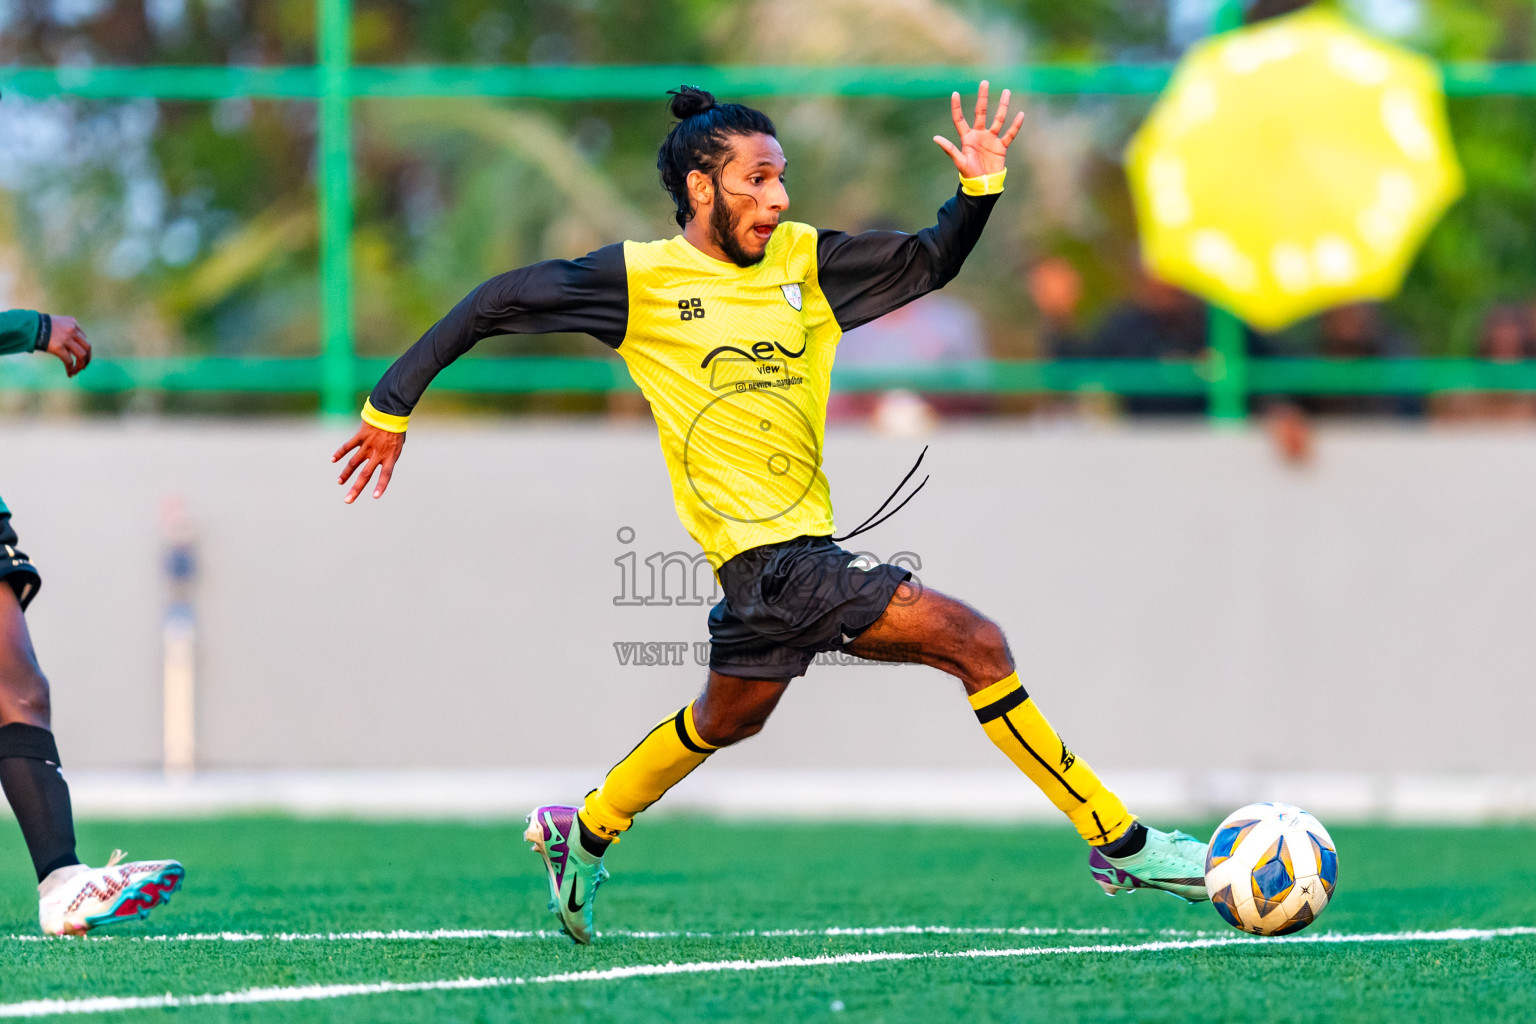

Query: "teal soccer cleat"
<box><xmin>1088</xmin><ymin>826</ymin><xmax>1210</xmax><ymax>903</ymax></box>
<box><xmin>524</xmin><ymin>805</ymin><xmax>609</xmax><ymax>944</ymax></box>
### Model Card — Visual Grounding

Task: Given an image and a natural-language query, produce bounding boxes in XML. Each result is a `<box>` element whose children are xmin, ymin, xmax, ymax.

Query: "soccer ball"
<box><xmin>1205</xmin><ymin>802</ymin><xmax>1338</xmax><ymax>936</ymax></box>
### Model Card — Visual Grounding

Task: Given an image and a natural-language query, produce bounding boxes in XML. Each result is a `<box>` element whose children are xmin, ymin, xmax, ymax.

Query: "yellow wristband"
<box><xmin>361</xmin><ymin>397</ymin><xmax>410</xmax><ymax>433</ymax></box>
<box><xmin>959</xmin><ymin>169</ymin><xmax>1007</xmax><ymax>197</ymax></box>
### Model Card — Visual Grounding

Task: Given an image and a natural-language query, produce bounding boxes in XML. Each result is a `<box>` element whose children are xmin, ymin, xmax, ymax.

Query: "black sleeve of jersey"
<box><xmin>369</xmin><ymin>242</ymin><xmax>628</xmax><ymax>417</ymax></box>
<box><xmin>815</xmin><ymin>189</ymin><xmax>1000</xmax><ymax>333</ymax></box>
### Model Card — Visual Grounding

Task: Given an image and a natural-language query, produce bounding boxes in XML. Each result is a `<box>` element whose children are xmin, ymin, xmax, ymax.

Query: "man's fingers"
<box><xmin>933</xmin><ymin>135</ymin><xmax>963</xmax><ymax>166</ymax></box>
<box><xmin>973</xmin><ymin>80</ymin><xmax>990</xmax><ymax>130</ymax></box>
<box><xmin>70</xmin><ymin>339</ymin><xmax>91</xmax><ymax>374</ymax></box>
<box><xmin>949</xmin><ymin>91</ymin><xmax>967</xmax><ymax>137</ymax></box>
<box><xmin>373</xmin><ymin>457</ymin><xmax>396</xmax><ymax>499</ymax></box>
<box><xmin>344</xmin><ymin>458</ymin><xmax>379</xmax><ymax>504</ymax></box>
<box><xmin>53</xmin><ymin>342</ymin><xmax>80</xmax><ymax>376</ymax></box>
<box><xmin>338</xmin><ymin>447</ymin><xmax>369</xmax><ymax>484</ymax></box>
<box><xmin>1000</xmin><ymin>111</ymin><xmax>1025</xmax><ymax>148</ymax></box>
<box><xmin>332</xmin><ymin>430</ymin><xmax>365</xmax><ymax>463</ymax></box>
<box><xmin>990</xmin><ymin>89</ymin><xmax>1011</xmax><ymax>134</ymax></box>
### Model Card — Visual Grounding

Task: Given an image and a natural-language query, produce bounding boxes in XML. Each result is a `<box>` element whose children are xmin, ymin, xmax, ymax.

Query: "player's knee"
<box><xmin>958</xmin><ymin>616</ymin><xmax>1012</xmax><ymax>677</ymax></box>
<box><xmin>694</xmin><ymin>705</ymin><xmax>770</xmax><ymax>747</ymax></box>
<box><xmin>0</xmin><ymin>665</ymin><xmax>51</xmax><ymax>726</ymax></box>
<box><xmin>713</xmin><ymin>720</ymin><xmax>765</xmax><ymax>746</ymax></box>
<box><xmin>697</xmin><ymin>717</ymin><xmax>762</xmax><ymax>747</ymax></box>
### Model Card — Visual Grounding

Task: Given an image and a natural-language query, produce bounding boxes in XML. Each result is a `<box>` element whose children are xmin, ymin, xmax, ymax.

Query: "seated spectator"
<box><xmin>826</xmin><ymin>292</ymin><xmax>990</xmax><ymax>430</ymax></box>
<box><xmin>1091</xmin><ymin>270</ymin><xmax>1208</xmax><ymax>357</ymax></box>
<box><xmin>1478</xmin><ymin>303</ymin><xmax>1534</xmax><ymax>363</ymax></box>
<box><xmin>1086</xmin><ymin>269</ymin><xmax>1213</xmax><ymax>416</ymax></box>
<box><xmin>1431</xmin><ymin>304</ymin><xmax>1536</xmax><ymax>422</ymax></box>
<box><xmin>1316</xmin><ymin>303</ymin><xmax>1415</xmax><ymax>359</ymax></box>
<box><xmin>1028</xmin><ymin>256</ymin><xmax>1088</xmax><ymax>359</ymax></box>
<box><xmin>1029</xmin><ymin>263</ymin><xmax>1276</xmax><ymax>418</ymax></box>
<box><xmin>1303</xmin><ymin>303</ymin><xmax>1422</xmax><ymax>418</ymax></box>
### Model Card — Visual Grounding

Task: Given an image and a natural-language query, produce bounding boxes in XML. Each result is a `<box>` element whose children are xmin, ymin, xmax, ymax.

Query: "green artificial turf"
<box><xmin>0</xmin><ymin>817</ymin><xmax>1531</xmax><ymax>1022</ymax></box>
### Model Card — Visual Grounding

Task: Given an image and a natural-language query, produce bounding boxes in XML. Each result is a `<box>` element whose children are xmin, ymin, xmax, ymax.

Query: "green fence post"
<box><xmin>1204</xmin><ymin>0</ymin><xmax>1249</xmax><ymax>424</ymax></box>
<box><xmin>318</xmin><ymin>0</ymin><xmax>355</xmax><ymax>418</ymax></box>
<box><xmin>1208</xmin><ymin>307</ymin><xmax>1248</xmax><ymax>422</ymax></box>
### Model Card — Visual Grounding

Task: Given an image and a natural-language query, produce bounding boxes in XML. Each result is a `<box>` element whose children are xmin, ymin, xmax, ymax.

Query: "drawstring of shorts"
<box><xmin>832</xmin><ymin>446</ymin><xmax>930</xmax><ymax>543</ymax></box>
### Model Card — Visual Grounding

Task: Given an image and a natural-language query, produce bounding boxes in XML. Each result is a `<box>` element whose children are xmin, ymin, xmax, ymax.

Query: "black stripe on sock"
<box><xmin>576</xmin><ymin>816</ymin><xmax>612</xmax><ymax>857</ymax></box>
<box><xmin>1090</xmin><ymin>810</ymin><xmax>1109</xmax><ymax>843</ymax></box>
<box><xmin>673</xmin><ymin>709</ymin><xmax>712</xmax><ymax>754</ymax></box>
<box><xmin>1001</xmin><ymin>711</ymin><xmax>1086</xmax><ymax>803</ymax></box>
<box><xmin>1096</xmin><ymin>820</ymin><xmax>1145</xmax><ymax>856</ymax></box>
<box><xmin>973</xmin><ymin>686</ymin><xmax>1028</xmax><ymax>723</ymax></box>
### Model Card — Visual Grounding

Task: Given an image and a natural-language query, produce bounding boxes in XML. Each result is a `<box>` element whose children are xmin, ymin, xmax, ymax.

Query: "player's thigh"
<box><xmin>693</xmin><ymin>671</ymin><xmax>791</xmax><ymax>746</ymax></box>
<box><xmin>0</xmin><ymin>585</ymin><xmax>49</xmax><ymax>726</ymax></box>
<box><xmin>845</xmin><ymin>581</ymin><xmax>1012</xmax><ymax>689</ymax></box>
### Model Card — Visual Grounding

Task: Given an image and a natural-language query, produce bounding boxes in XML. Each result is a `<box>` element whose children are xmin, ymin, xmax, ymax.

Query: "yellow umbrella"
<box><xmin>1126</xmin><ymin>8</ymin><xmax>1463</xmax><ymax>332</ymax></box>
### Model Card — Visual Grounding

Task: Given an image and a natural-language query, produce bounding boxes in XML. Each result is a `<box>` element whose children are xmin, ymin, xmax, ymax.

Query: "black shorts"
<box><xmin>0</xmin><ymin>515</ymin><xmax>41</xmax><ymax>612</ymax></box>
<box><xmin>707</xmin><ymin>535</ymin><xmax>911</xmax><ymax>681</ymax></box>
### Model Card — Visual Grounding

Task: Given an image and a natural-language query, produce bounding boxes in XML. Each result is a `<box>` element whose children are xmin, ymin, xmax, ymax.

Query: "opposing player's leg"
<box><xmin>0</xmin><ymin>583</ymin><xmax>80</xmax><ymax>885</ymax></box>
<box><xmin>529</xmin><ymin>671</ymin><xmax>789</xmax><ymax>943</ymax></box>
<box><xmin>848</xmin><ymin>581</ymin><xmax>1208</xmax><ymax>902</ymax></box>
<box><xmin>0</xmin><ymin>523</ymin><xmax>184</xmax><ymax>935</ymax></box>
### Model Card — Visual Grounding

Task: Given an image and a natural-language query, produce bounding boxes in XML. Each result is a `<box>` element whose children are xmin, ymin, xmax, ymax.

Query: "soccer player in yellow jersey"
<box><xmin>335</xmin><ymin>83</ymin><xmax>1209</xmax><ymax>943</ymax></box>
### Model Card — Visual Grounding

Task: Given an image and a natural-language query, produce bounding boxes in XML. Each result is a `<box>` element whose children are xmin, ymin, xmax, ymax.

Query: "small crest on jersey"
<box><xmin>780</xmin><ymin>283</ymin><xmax>803</xmax><ymax>311</ymax></box>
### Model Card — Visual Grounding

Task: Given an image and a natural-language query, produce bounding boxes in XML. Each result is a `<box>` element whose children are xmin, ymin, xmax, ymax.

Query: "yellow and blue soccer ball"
<box><xmin>1205</xmin><ymin>802</ymin><xmax>1338</xmax><ymax>936</ymax></box>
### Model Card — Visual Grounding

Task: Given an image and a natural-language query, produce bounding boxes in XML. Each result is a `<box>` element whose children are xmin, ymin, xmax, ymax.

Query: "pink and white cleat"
<box><xmin>38</xmin><ymin>850</ymin><xmax>185</xmax><ymax>936</ymax></box>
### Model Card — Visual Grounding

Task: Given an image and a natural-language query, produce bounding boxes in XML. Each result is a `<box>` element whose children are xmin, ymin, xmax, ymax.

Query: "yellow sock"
<box><xmin>969</xmin><ymin>673</ymin><xmax>1134</xmax><ymax>845</ymax></box>
<box><xmin>579</xmin><ymin>704</ymin><xmax>717</xmax><ymax>843</ymax></box>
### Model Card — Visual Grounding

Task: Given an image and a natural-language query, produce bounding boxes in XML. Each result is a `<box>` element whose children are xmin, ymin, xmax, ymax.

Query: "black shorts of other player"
<box><xmin>707</xmin><ymin>535</ymin><xmax>910</xmax><ymax>681</ymax></box>
<box><xmin>0</xmin><ymin>515</ymin><xmax>41</xmax><ymax>612</ymax></box>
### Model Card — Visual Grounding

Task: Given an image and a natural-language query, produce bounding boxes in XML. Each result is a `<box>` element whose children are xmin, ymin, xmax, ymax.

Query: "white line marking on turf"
<box><xmin>4</xmin><ymin>925</ymin><xmax>1150</xmax><ymax>943</ymax></box>
<box><xmin>0</xmin><ymin>927</ymin><xmax>1530</xmax><ymax>1018</ymax></box>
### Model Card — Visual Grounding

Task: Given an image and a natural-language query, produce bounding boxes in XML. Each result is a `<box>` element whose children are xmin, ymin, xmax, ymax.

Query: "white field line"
<box><xmin>0</xmin><ymin>927</ymin><xmax>1531</xmax><ymax>1019</ymax></box>
<box><xmin>4</xmin><ymin>925</ymin><xmax>1150</xmax><ymax>943</ymax></box>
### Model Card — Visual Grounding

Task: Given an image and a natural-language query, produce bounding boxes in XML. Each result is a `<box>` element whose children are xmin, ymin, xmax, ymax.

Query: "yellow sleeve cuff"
<box><xmin>361</xmin><ymin>398</ymin><xmax>410</xmax><ymax>433</ymax></box>
<box><xmin>959</xmin><ymin>169</ymin><xmax>1007</xmax><ymax>197</ymax></box>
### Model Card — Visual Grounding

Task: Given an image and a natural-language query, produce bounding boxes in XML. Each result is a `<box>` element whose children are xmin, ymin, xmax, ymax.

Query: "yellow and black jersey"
<box><xmin>366</xmin><ymin>177</ymin><xmax>1004</xmax><ymax>563</ymax></box>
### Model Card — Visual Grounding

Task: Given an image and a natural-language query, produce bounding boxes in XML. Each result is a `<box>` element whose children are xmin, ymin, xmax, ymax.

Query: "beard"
<box><xmin>709</xmin><ymin>190</ymin><xmax>766</xmax><ymax>268</ymax></box>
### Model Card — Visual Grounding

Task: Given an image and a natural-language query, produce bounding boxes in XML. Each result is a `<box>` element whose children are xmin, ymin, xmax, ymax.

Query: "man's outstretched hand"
<box><xmin>933</xmin><ymin>81</ymin><xmax>1024</xmax><ymax>179</ymax></box>
<box><xmin>45</xmin><ymin>315</ymin><xmax>91</xmax><ymax>377</ymax></box>
<box><xmin>333</xmin><ymin>423</ymin><xmax>406</xmax><ymax>503</ymax></box>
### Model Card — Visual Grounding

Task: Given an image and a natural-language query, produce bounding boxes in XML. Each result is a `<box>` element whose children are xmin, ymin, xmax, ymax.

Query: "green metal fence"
<box><xmin>1</xmin><ymin>0</ymin><xmax>1533</xmax><ymax>420</ymax></box>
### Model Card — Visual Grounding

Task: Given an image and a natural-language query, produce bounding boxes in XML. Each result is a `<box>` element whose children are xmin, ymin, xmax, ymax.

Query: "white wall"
<box><xmin>4</xmin><ymin>420</ymin><xmax>1534</xmax><ymax>779</ymax></box>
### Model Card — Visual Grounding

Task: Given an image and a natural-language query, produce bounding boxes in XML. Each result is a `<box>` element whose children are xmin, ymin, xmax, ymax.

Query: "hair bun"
<box><xmin>668</xmin><ymin>86</ymin><xmax>717</xmax><ymax>119</ymax></box>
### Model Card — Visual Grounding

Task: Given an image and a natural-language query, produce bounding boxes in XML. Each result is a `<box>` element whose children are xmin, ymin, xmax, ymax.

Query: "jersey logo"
<box><xmin>780</xmin><ymin>283</ymin><xmax>802</xmax><ymax>311</ymax></box>
<box><xmin>678</xmin><ymin>297</ymin><xmax>706</xmax><ymax>321</ymax></box>
<box><xmin>700</xmin><ymin>338</ymin><xmax>807</xmax><ymax>368</ymax></box>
